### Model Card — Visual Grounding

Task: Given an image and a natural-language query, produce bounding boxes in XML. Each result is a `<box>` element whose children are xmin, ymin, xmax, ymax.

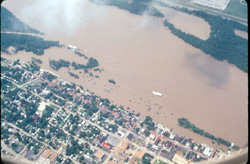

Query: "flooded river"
<box><xmin>2</xmin><ymin>0</ymin><xmax>248</xmax><ymax>148</ymax></box>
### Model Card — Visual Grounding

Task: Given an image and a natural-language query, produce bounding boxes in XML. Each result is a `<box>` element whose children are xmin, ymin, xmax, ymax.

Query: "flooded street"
<box><xmin>2</xmin><ymin>0</ymin><xmax>248</xmax><ymax>148</ymax></box>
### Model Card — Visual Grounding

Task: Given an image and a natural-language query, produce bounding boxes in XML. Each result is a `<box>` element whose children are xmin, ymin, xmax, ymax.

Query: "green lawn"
<box><xmin>224</xmin><ymin>0</ymin><xmax>248</xmax><ymax>19</ymax></box>
<box><xmin>135</xmin><ymin>138</ymin><xmax>142</xmax><ymax>145</ymax></box>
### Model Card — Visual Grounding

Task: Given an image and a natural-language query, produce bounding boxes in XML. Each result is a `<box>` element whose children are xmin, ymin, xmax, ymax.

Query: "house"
<box><xmin>165</xmin><ymin>141</ymin><xmax>173</xmax><ymax>149</ymax></box>
<box><xmin>102</xmin><ymin>142</ymin><xmax>111</xmax><ymax>150</ymax></box>
<box><xmin>169</xmin><ymin>133</ymin><xmax>176</xmax><ymax>140</ymax></box>
<box><xmin>174</xmin><ymin>135</ymin><xmax>184</xmax><ymax>143</ymax></box>
<box><xmin>155</xmin><ymin>137</ymin><xmax>161</xmax><ymax>145</ymax></box>
<box><xmin>203</xmin><ymin>147</ymin><xmax>213</xmax><ymax>157</ymax></box>
<box><xmin>189</xmin><ymin>151</ymin><xmax>197</xmax><ymax>159</ymax></box>
<box><xmin>160</xmin><ymin>149</ymin><xmax>175</xmax><ymax>161</ymax></box>
<box><xmin>117</xmin><ymin>131</ymin><xmax>125</xmax><ymax>138</ymax></box>
<box><xmin>193</xmin><ymin>145</ymin><xmax>199</xmax><ymax>151</ymax></box>
<box><xmin>127</xmin><ymin>133</ymin><xmax>136</xmax><ymax>142</ymax></box>
<box><xmin>149</xmin><ymin>134</ymin><xmax>156</xmax><ymax>141</ymax></box>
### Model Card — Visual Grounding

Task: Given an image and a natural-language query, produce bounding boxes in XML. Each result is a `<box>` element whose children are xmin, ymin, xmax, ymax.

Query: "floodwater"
<box><xmin>155</xmin><ymin>4</ymin><xmax>211</xmax><ymax>40</ymax></box>
<box><xmin>234</xmin><ymin>29</ymin><xmax>248</xmax><ymax>40</ymax></box>
<box><xmin>2</xmin><ymin>0</ymin><xmax>248</xmax><ymax>148</ymax></box>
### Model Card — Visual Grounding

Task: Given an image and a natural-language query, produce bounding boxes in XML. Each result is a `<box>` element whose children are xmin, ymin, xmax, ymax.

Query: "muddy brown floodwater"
<box><xmin>234</xmin><ymin>29</ymin><xmax>248</xmax><ymax>40</ymax></box>
<box><xmin>2</xmin><ymin>0</ymin><xmax>248</xmax><ymax>148</ymax></box>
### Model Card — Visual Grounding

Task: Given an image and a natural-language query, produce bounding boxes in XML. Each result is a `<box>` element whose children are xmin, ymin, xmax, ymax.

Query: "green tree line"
<box><xmin>1</xmin><ymin>33</ymin><xmax>60</xmax><ymax>55</ymax></box>
<box><xmin>178</xmin><ymin>118</ymin><xmax>240</xmax><ymax>150</ymax></box>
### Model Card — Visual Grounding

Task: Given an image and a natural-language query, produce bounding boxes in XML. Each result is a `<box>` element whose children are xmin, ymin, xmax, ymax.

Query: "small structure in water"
<box><xmin>152</xmin><ymin>91</ymin><xmax>163</xmax><ymax>97</ymax></box>
<box><xmin>68</xmin><ymin>45</ymin><xmax>77</xmax><ymax>51</ymax></box>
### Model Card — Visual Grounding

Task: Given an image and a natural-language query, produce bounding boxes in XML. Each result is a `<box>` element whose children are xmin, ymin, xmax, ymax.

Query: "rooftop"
<box><xmin>42</xmin><ymin>149</ymin><xmax>52</xmax><ymax>158</ymax></box>
<box><xmin>95</xmin><ymin>150</ymin><xmax>105</xmax><ymax>159</ymax></box>
<box><xmin>134</xmin><ymin>150</ymin><xmax>145</xmax><ymax>159</ymax></box>
<box><xmin>107</xmin><ymin>135</ymin><xmax>120</xmax><ymax>147</ymax></box>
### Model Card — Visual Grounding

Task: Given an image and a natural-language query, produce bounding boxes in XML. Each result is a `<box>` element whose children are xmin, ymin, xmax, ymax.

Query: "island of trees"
<box><xmin>74</xmin><ymin>50</ymin><xmax>88</xmax><ymax>59</ymax></box>
<box><xmin>49</xmin><ymin>58</ymin><xmax>99</xmax><ymax>73</ymax></box>
<box><xmin>178</xmin><ymin>118</ymin><xmax>240</xmax><ymax>150</ymax></box>
<box><xmin>68</xmin><ymin>71</ymin><xmax>79</xmax><ymax>79</ymax></box>
<box><xmin>161</xmin><ymin>2</ymin><xmax>248</xmax><ymax>72</ymax></box>
<box><xmin>70</xmin><ymin>58</ymin><xmax>99</xmax><ymax>71</ymax></box>
<box><xmin>108</xmin><ymin>79</ymin><xmax>116</xmax><ymax>84</ymax></box>
<box><xmin>49</xmin><ymin>59</ymin><xmax>70</xmax><ymax>71</ymax></box>
<box><xmin>31</xmin><ymin>57</ymin><xmax>42</xmax><ymax>64</ymax></box>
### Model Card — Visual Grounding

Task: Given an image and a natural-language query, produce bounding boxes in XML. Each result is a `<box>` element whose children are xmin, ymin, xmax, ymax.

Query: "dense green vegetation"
<box><xmin>91</xmin><ymin>0</ymin><xmax>163</xmax><ymax>17</ymax></box>
<box><xmin>142</xmin><ymin>154</ymin><xmax>151</xmax><ymax>164</ymax></box>
<box><xmin>41</xmin><ymin>72</ymin><xmax>57</xmax><ymax>82</ymax></box>
<box><xmin>74</xmin><ymin>50</ymin><xmax>88</xmax><ymax>59</ymax></box>
<box><xmin>1</xmin><ymin>6</ymin><xmax>42</xmax><ymax>34</ymax></box>
<box><xmin>143</xmin><ymin>116</ymin><xmax>155</xmax><ymax>130</ymax></box>
<box><xmin>49</xmin><ymin>59</ymin><xmax>70</xmax><ymax>71</ymax></box>
<box><xmin>83</xmin><ymin>101</ymin><xmax>99</xmax><ymax>117</ymax></box>
<box><xmin>37</xmin><ymin>105</ymin><xmax>55</xmax><ymax>129</ymax></box>
<box><xmin>71</xmin><ymin>61</ymin><xmax>87</xmax><ymax>72</ymax></box>
<box><xmin>87</xmin><ymin>57</ymin><xmax>99</xmax><ymax>68</ymax></box>
<box><xmin>68</xmin><ymin>71</ymin><xmax>79</xmax><ymax>79</ymax></box>
<box><xmin>65</xmin><ymin>138</ymin><xmax>85</xmax><ymax>156</ymax></box>
<box><xmin>71</xmin><ymin>58</ymin><xmax>99</xmax><ymax>73</ymax></box>
<box><xmin>1</xmin><ymin>33</ymin><xmax>60</xmax><ymax>55</ymax></box>
<box><xmin>178</xmin><ymin>118</ymin><xmax>240</xmax><ymax>150</ymax></box>
<box><xmin>23</xmin><ymin>62</ymin><xmax>40</xmax><ymax>73</ymax></box>
<box><xmin>162</xmin><ymin>4</ymin><xmax>248</xmax><ymax>72</ymax></box>
<box><xmin>31</xmin><ymin>57</ymin><xmax>42</xmax><ymax>64</ymax></box>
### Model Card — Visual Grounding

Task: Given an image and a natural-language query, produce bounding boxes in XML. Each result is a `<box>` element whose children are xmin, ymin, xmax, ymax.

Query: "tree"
<box><xmin>108</xmin><ymin>79</ymin><xmax>116</xmax><ymax>84</ymax></box>
<box><xmin>142</xmin><ymin>155</ymin><xmax>151</xmax><ymax>164</ymax></box>
<box><xmin>11</xmin><ymin>143</ymin><xmax>18</xmax><ymax>148</ymax></box>
<box><xmin>79</xmin><ymin>156</ymin><xmax>85</xmax><ymax>163</ymax></box>
<box><xmin>135</xmin><ymin>127</ymin><xmax>140</xmax><ymax>134</ymax></box>
<box><xmin>145</xmin><ymin>130</ymin><xmax>150</xmax><ymax>137</ymax></box>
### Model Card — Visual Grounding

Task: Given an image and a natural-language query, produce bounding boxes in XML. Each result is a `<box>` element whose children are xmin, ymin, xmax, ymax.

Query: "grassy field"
<box><xmin>223</xmin><ymin>0</ymin><xmax>248</xmax><ymax>19</ymax></box>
